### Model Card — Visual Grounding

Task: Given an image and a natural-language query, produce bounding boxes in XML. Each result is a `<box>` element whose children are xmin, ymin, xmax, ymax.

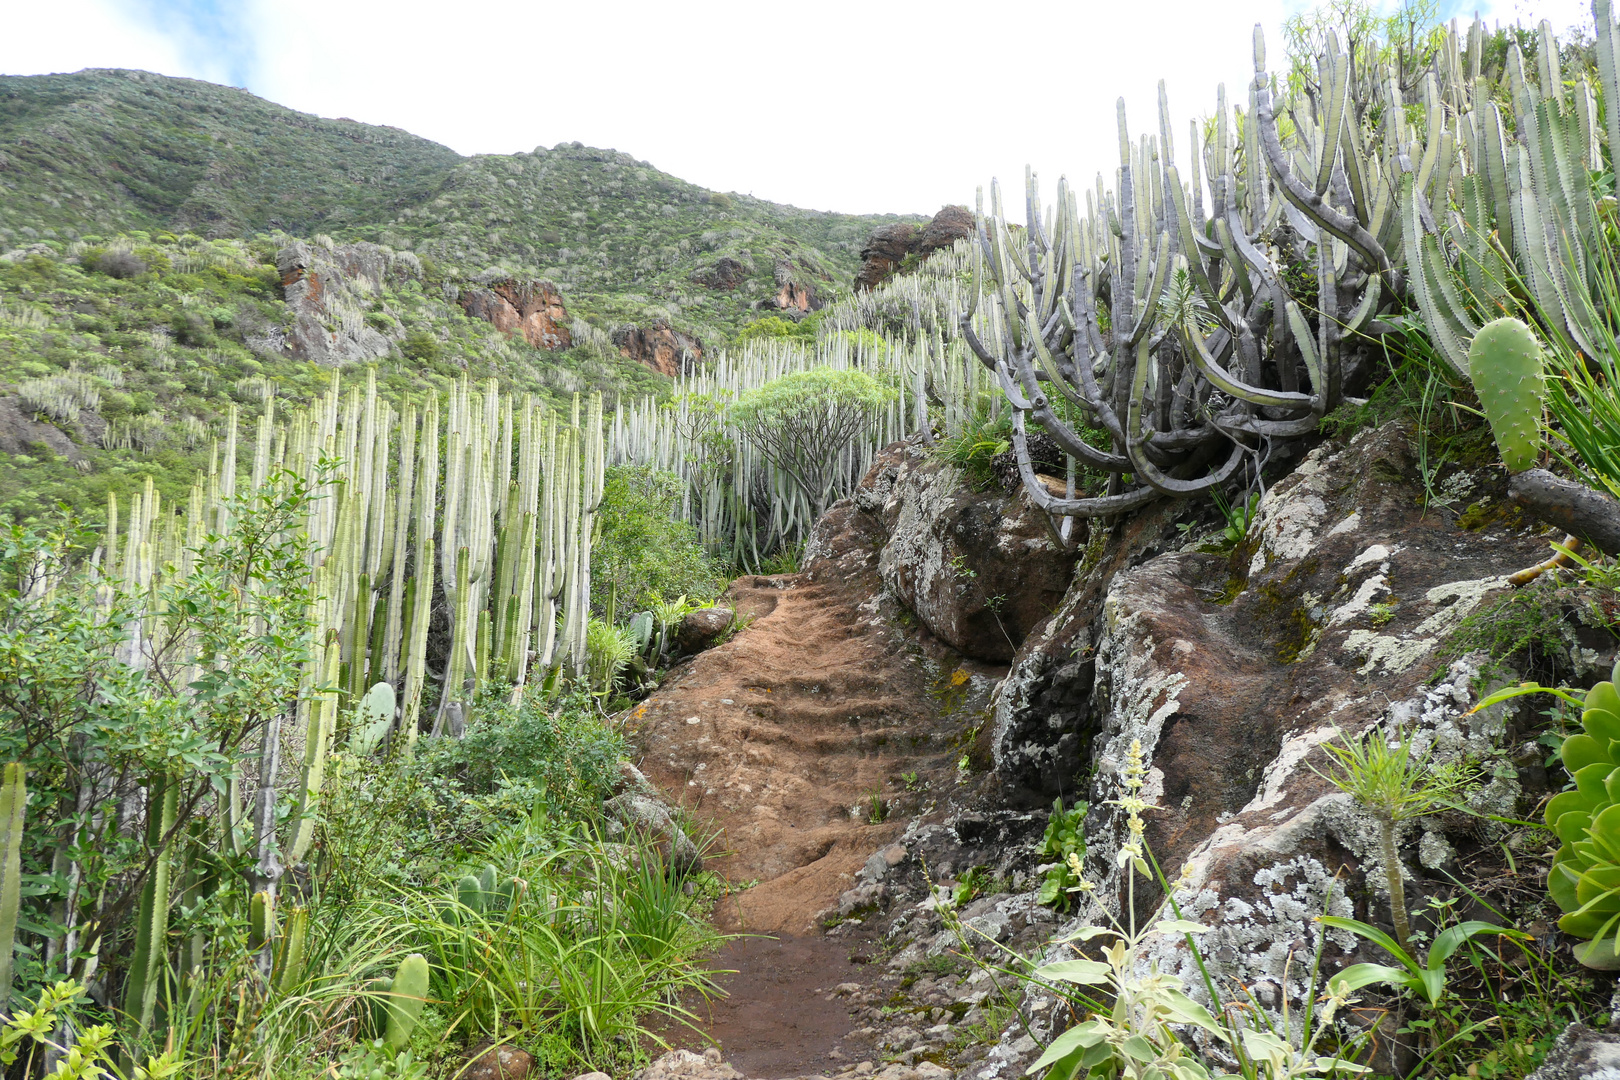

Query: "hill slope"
<box><xmin>0</xmin><ymin>69</ymin><xmax>463</xmax><ymax>238</ymax></box>
<box><xmin>0</xmin><ymin>70</ymin><xmax>921</xmax><ymax>341</ymax></box>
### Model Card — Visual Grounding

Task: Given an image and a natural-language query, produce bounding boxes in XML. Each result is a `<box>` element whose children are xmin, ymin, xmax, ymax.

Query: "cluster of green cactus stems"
<box><xmin>100</xmin><ymin>370</ymin><xmax>604</xmax><ymax>737</ymax></box>
<box><xmin>0</xmin><ymin>764</ymin><xmax>25</xmax><ymax>1007</ymax></box>
<box><xmin>77</xmin><ymin>372</ymin><xmax>607</xmax><ymax>1035</ymax></box>
<box><xmin>608</xmin><ymin>323</ymin><xmax>995</xmax><ymax>565</ymax></box>
<box><xmin>959</xmin><ymin>4</ymin><xmax>1620</xmax><ymax>540</ymax></box>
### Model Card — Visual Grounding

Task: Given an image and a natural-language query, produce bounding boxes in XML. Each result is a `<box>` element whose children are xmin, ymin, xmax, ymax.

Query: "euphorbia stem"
<box><xmin>1378</xmin><ymin>814</ymin><xmax>1411</xmax><ymax>951</ymax></box>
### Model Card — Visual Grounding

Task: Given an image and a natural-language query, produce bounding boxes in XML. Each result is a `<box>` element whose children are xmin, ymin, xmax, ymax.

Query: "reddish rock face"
<box><xmin>854</xmin><ymin>223</ymin><xmax>919</xmax><ymax>293</ymax></box>
<box><xmin>774</xmin><ymin>279</ymin><xmax>817</xmax><ymax>312</ymax></box>
<box><xmin>613</xmin><ymin>321</ymin><xmax>703</xmax><ymax>377</ymax></box>
<box><xmin>854</xmin><ymin>205</ymin><xmax>973</xmax><ymax>292</ymax></box>
<box><xmin>458</xmin><ymin>279</ymin><xmax>571</xmax><ymax>350</ymax></box>
<box><xmin>918</xmin><ymin>204</ymin><xmax>974</xmax><ymax>257</ymax></box>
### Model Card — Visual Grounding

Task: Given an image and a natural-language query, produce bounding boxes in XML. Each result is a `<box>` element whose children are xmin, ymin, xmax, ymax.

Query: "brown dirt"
<box><xmin>627</xmin><ymin>566</ymin><xmax>967</xmax><ymax>934</ymax></box>
<box><xmin>660</xmin><ymin>934</ymin><xmax>874</xmax><ymax>1077</ymax></box>
<box><xmin>627</xmin><ymin>503</ymin><xmax>1004</xmax><ymax>1071</ymax></box>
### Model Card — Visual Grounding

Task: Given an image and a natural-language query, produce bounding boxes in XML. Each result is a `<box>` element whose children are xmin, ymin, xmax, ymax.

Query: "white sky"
<box><xmin>0</xmin><ymin>0</ymin><xmax>1599</xmax><ymax>217</ymax></box>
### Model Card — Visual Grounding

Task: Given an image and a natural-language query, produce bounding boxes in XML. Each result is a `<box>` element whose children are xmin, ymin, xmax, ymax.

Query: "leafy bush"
<box><xmin>88</xmin><ymin>248</ymin><xmax>147</xmax><ymax>279</ymax></box>
<box><xmin>737</xmin><ymin>314</ymin><xmax>818</xmax><ymax>345</ymax></box>
<box><xmin>1036</xmin><ymin>797</ymin><xmax>1088</xmax><ymax>908</ymax></box>
<box><xmin>401</xmin><ymin>330</ymin><xmax>441</xmax><ymax>362</ymax></box>
<box><xmin>410</xmin><ymin>689</ymin><xmax>626</xmax><ymax>824</ymax></box>
<box><xmin>592</xmin><ymin>466</ymin><xmax>722</xmax><ymax>613</ymax></box>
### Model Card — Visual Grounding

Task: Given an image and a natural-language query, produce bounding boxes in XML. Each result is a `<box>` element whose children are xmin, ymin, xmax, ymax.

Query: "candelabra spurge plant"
<box><xmin>970</xmin><ymin>7</ymin><xmax>1620</xmax><ymax>541</ymax></box>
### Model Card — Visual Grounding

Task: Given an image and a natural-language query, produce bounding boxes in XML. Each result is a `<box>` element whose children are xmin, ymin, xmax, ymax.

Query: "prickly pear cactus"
<box><xmin>1546</xmin><ymin>661</ymin><xmax>1620</xmax><ymax>968</ymax></box>
<box><xmin>382</xmin><ymin>954</ymin><xmax>431</xmax><ymax>1051</ymax></box>
<box><xmin>455</xmin><ymin>873</ymin><xmax>485</xmax><ymax>913</ymax></box>
<box><xmin>350</xmin><ymin>682</ymin><xmax>396</xmax><ymax>758</ymax></box>
<box><xmin>1466</xmin><ymin>317</ymin><xmax>1546</xmax><ymax>473</ymax></box>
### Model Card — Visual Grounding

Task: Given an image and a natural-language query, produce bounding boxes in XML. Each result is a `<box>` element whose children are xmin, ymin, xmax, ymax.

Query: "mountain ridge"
<box><xmin>0</xmin><ymin>68</ymin><xmax>925</xmax><ymax>343</ymax></box>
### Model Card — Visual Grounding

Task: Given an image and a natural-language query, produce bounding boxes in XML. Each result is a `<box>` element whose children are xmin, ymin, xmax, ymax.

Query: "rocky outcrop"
<box><xmin>692</xmin><ymin>256</ymin><xmax>749</xmax><ymax>290</ymax></box>
<box><xmin>770</xmin><ymin>256</ymin><xmax>826</xmax><ymax>313</ymax></box>
<box><xmin>277</xmin><ymin>238</ymin><xmax>420</xmax><ymax>365</ymax></box>
<box><xmin>854</xmin><ymin>206</ymin><xmax>973</xmax><ymax>292</ymax></box>
<box><xmin>772</xmin><ymin>421</ymin><xmax>1604</xmax><ymax>1079</ymax></box>
<box><xmin>0</xmin><ymin>395</ymin><xmax>87</xmax><ymax>462</ymax></box>
<box><xmin>603</xmin><ymin>792</ymin><xmax>703</xmax><ymax>875</ymax></box>
<box><xmin>613</xmin><ymin>321</ymin><xmax>703</xmax><ymax>377</ymax></box>
<box><xmin>856</xmin><ymin>439</ymin><xmax>1078</xmax><ymax>663</ymax></box>
<box><xmin>458</xmin><ymin>278</ymin><xmax>570</xmax><ymax>350</ymax></box>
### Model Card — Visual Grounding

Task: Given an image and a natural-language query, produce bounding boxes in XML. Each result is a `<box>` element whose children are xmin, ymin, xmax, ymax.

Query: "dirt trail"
<box><xmin>628</xmin><ymin>566</ymin><xmax>970</xmax><ymax>933</ymax></box>
<box><xmin>622</xmin><ymin>501</ymin><xmax>1014</xmax><ymax>1075</ymax></box>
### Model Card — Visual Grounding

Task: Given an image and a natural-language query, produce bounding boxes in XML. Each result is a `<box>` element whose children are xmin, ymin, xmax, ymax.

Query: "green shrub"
<box><xmin>736</xmin><ymin>313</ymin><xmax>818</xmax><ymax>345</ymax></box>
<box><xmin>170</xmin><ymin>309</ymin><xmax>216</xmax><ymax>347</ymax></box>
<box><xmin>401</xmin><ymin>330</ymin><xmax>440</xmax><ymax>362</ymax></box>
<box><xmin>592</xmin><ymin>465</ymin><xmax>722</xmax><ymax>613</ymax></box>
<box><xmin>410</xmin><ymin>690</ymin><xmax>625</xmax><ymax>823</ymax></box>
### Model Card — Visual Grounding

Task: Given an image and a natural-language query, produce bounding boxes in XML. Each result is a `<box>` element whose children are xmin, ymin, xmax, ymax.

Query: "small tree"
<box><xmin>728</xmin><ymin>368</ymin><xmax>892</xmax><ymax>517</ymax></box>
<box><xmin>1314</xmin><ymin>727</ymin><xmax>1473</xmax><ymax>950</ymax></box>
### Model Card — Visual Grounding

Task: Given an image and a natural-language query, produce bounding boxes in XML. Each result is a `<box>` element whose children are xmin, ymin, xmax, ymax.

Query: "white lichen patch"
<box><xmin>1139</xmin><ymin>847</ymin><xmax>1357</xmax><ymax>1018</ymax></box>
<box><xmin>1089</xmin><ymin>602</ymin><xmax>1189</xmax><ymax>895</ymax></box>
<box><xmin>1328</xmin><ymin>572</ymin><xmax>1392</xmax><ymax>627</ymax></box>
<box><xmin>1247</xmin><ymin>447</ymin><xmax>1334</xmax><ymax>576</ymax></box>
<box><xmin>1248</xmin><ymin>492</ymin><xmax>1330</xmax><ymax>576</ymax></box>
<box><xmin>1342</xmin><ymin>629</ymin><xmax>1436</xmax><ymax>674</ymax></box>
<box><xmin>1345</xmin><ymin>542</ymin><xmax>1397</xmax><ymax>574</ymax></box>
<box><xmin>1242</xmin><ymin>724</ymin><xmax>1343</xmax><ymax>815</ymax></box>
<box><xmin>1413</xmin><ymin>575</ymin><xmax>1509</xmax><ymax>638</ymax></box>
<box><xmin>1325</xmin><ymin>509</ymin><xmax>1363</xmax><ymax>539</ymax></box>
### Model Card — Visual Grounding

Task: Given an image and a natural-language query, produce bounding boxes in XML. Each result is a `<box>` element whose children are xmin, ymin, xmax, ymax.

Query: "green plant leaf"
<box><xmin>1154</xmin><ymin>919</ymin><xmax>1212</xmax><ymax>935</ymax></box>
<box><xmin>1328</xmin><ymin>962</ymin><xmax>1414</xmax><ymax>995</ymax></box>
<box><xmin>1120</xmin><ymin>1034</ymin><xmax>1158</xmax><ymax>1062</ymax></box>
<box><xmin>1026</xmin><ymin>1021</ymin><xmax>1101</xmax><ymax>1074</ymax></box>
<box><xmin>1319</xmin><ymin>916</ymin><xmax>1421</xmax><ymax>975</ymax></box>
<box><xmin>1035</xmin><ymin>959</ymin><xmax>1112</xmax><ymax>985</ymax></box>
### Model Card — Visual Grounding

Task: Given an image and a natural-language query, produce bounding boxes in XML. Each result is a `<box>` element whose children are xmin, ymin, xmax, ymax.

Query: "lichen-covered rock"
<box><xmin>676</xmin><ymin>607</ymin><xmax>733</xmax><ymax>653</ymax></box>
<box><xmin>277</xmin><ymin>238</ymin><xmax>421</xmax><ymax>364</ymax></box>
<box><xmin>865</xmin><ymin>440</ymin><xmax>1078</xmax><ymax>663</ymax></box>
<box><xmin>631</xmin><ymin>1049</ymin><xmax>740</xmax><ymax>1080</ymax></box>
<box><xmin>603</xmin><ymin>793</ymin><xmax>702</xmax><ymax>875</ymax></box>
<box><xmin>977</xmin><ymin>422</ymin><xmax>1598</xmax><ymax>1032</ymax></box>
<box><xmin>1527</xmin><ymin>1024</ymin><xmax>1620</xmax><ymax>1080</ymax></box>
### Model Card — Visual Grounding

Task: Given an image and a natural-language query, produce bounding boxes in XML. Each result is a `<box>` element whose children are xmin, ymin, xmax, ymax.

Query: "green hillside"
<box><xmin>0</xmin><ymin>69</ymin><xmax>463</xmax><ymax>238</ymax></box>
<box><xmin>0</xmin><ymin>70</ymin><xmax>920</xmax><ymax>341</ymax></box>
<box><xmin>0</xmin><ymin>69</ymin><xmax>925</xmax><ymax>522</ymax></box>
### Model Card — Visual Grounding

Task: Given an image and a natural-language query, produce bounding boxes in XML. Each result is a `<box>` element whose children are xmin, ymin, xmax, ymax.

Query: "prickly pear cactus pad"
<box><xmin>1467</xmin><ymin>317</ymin><xmax>1547</xmax><ymax>473</ymax></box>
<box><xmin>1546</xmin><ymin>662</ymin><xmax>1620</xmax><ymax>968</ymax></box>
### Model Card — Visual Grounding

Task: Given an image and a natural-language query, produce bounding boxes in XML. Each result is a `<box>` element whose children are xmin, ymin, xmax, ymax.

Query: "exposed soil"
<box><xmin>625</xmin><ymin>507</ymin><xmax>1004</xmax><ymax>1071</ymax></box>
<box><xmin>628</xmin><ymin>567</ymin><xmax>988</xmax><ymax>934</ymax></box>
<box><xmin>670</xmin><ymin>934</ymin><xmax>872</xmax><ymax>1076</ymax></box>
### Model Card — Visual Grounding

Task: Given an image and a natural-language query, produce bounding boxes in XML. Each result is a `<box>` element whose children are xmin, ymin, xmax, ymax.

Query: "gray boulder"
<box><xmin>603</xmin><ymin>792</ymin><xmax>702</xmax><ymax>876</ymax></box>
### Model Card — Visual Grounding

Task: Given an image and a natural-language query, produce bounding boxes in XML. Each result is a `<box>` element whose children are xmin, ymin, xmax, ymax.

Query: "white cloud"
<box><xmin>2</xmin><ymin>0</ymin><xmax>1606</xmax><ymax>216</ymax></box>
<box><xmin>237</xmin><ymin>0</ymin><xmax>1300</xmax><ymax>215</ymax></box>
<box><xmin>0</xmin><ymin>0</ymin><xmax>229</xmax><ymax>84</ymax></box>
